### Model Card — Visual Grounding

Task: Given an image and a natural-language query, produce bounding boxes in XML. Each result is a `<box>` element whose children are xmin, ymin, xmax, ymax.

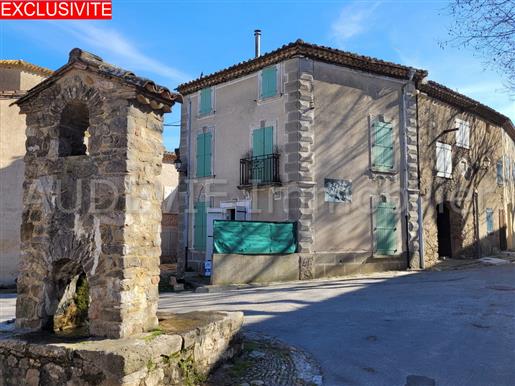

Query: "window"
<box><xmin>196</xmin><ymin>132</ymin><xmax>212</xmax><ymax>177</ymax></box>
<box><xmin>504</xmin><ymin>156</ymin><xmax>510</xmax><ymax>181</ymax></box>
<box><xmin>436</xmin><ymin>142</ymin><xmax>452</xmax><ymax>178</ymax></box>
<box><xmin>260</xmin><ymin>65</ymin><xmax>278</xmax><ymax>99</ymax></box>
<box><xmin>374</xmin><ymin>199</ymin><xmax>398</xmax><ymax>255</ymax></box>
<box><xmin>199</xmin><ymin>87</ymin><xmax>213</xmax><ymax>116</ymax></box>
<box><xmin>193</xmin><ymin>201</ymin><xmax>207</xmax><ymax>250</ymax></box>
<box><xmin>497</xmin><ymin>160</ymin><xmax>504</xmax><ymax>185</ymax></box>
<box><xmin>455</xmin><ymin>119</ymin><xmax>470</xmax><ymax>149</ymax></box>
<box><xmin>486</xmin><ymin>208</ymin><xmax>494</xmax><ymax>234</ymax></box>
<box><xmin>371</xmin><ymin>121</ymin><xmax>394</xmax><ymax>172</ymax></box>
<box><xmin>58</xmin><ymin>101</ymin><xmax>89</xmax><ymax>157</ymax></box>
<box><xmin>251</xmin><ymin>126</ymin><xmax>274</xmax><ymax>182</ymax></box>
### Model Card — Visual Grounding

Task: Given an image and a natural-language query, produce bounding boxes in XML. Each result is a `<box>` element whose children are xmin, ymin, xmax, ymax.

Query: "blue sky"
<box><xmin>1</xmin><ymin>0</ymin><xmax>514</xmax><ymax>150</ymax></box>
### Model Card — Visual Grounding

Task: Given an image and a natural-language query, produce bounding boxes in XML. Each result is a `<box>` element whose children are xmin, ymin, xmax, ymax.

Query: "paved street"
<box><xmin>2</xmin><ymin>266</ymin><xmax>515</xmax><ymax>385</ymax></box>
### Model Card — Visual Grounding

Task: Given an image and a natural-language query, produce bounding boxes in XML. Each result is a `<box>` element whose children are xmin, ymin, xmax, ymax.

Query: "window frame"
<box><xmin>455</xmin><ymin>118</ymin><xmax>470</xmax><ymax>149</ymax></box>
<box><xmin>436</xmin><ymin>142</ymin><xmax>452</xmax><ymax>179</ymax></box>
<box><xmin>259</xmin><ymin>65</ymin><xmax>279</xmax><ymax>100</ymax></box>
<box><xmin>198</xmin><ymin>87</ymin><xmax>214</xmax><ymax>117</ymax></box>
<box><xmin>486</xmin><ymin>208</ymin><xmax>494</xmax><ymax>235</ymax></box>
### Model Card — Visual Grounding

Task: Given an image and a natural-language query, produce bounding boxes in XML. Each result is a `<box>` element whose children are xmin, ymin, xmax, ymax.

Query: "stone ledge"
<box><xmin>0</xmin><ymin>311</ymin><xmax>243</xmax><ymax>386</ymax></box>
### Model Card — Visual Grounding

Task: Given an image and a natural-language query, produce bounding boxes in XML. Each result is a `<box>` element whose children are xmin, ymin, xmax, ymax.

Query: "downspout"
<box><xmin>415</xmin><ymin>87</ymin><xmax>425</xmax><ymax>269</ymax></box>
<box><xmin>184</xmin><ymin>96</ymin><xmax>193</xmax><ymax>271</ymax></box>
<box><xmin>401</xmin><ymin>70</ymin><xmax>416</xmax><ymax>269</ymax></box>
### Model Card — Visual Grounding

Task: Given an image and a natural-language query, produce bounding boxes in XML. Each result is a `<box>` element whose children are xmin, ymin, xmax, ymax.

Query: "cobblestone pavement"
<box><xmin>206</xmin><ymin>331</ymin><xmax>322</xmax><ymax>386</ymax></box>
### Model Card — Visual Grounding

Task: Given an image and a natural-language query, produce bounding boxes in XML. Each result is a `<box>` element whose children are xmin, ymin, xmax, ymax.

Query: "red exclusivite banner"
<box><xmin>0</xmin><ymin>0</ymin><xmax>112</xmax><ymax>19</ymax></box>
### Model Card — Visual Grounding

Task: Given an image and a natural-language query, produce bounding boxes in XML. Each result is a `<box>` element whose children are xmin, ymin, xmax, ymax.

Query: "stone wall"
<box><xmin>0</xmin><ymin>311</ymin><xmax>243</xmax><ymax>386</ymax></box>
<box><xmin>16</xmin><ymin>68</ymin><xmax>167</xmax><ymax>338</ymax></box>
<box><xmin>418</xmin><ymin>93</ymin><xmax>505</xmax><ymax>266</ymax></box>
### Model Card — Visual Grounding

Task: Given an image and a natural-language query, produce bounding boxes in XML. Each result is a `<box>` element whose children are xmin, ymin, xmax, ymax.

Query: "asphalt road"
<box><xmin>2</xmin><ymin>266</ymin><xmax>515</xmax><ymax>385</ymax></box>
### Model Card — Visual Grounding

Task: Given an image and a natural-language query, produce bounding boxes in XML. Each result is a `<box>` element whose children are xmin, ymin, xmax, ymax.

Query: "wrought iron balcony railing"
<box><xmin>239</xmin><ymin>153</ymin><xmax>281</xmax><ymax>187</ymax></box>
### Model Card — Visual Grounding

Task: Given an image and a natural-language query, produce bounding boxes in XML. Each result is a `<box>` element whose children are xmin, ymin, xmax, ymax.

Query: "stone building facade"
<box><xmin>0</xmin><ymin>60</ymin><xmax>52</xmax><ymax>287</ymax></box>
<box><xmin>417</xmin><ymin>82</ymin><xmax>515</xmax><ymax>266</ymax></box>
<box><xmin>175</xmin><ymin>40</ymin><xmax>514</xmax><ymax>283</ymax></box>
<box><xmin>14</xmin><ymin>48</ymin><xmax>181</xmax><ymax>338</ymax></box>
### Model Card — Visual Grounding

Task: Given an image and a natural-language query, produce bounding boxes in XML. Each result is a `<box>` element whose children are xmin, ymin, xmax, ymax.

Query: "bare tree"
<box><xmin>445</xmin><ymin>0</ymin><xmax>515</xmax><ymax>93</ymax></box>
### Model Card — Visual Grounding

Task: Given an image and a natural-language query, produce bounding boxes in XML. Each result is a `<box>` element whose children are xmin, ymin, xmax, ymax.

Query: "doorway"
<box><xmin>437</xmin><ymin>203</ymin><xmax>452</xmax><ymax>258</ymax></box>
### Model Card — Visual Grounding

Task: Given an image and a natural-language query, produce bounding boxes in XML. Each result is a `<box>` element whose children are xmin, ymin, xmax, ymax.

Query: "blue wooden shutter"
<box><xmin>194</xmin><ymin>201</ymin><xmax>207</xmax><ymax>250</ymax></box>
<box><xmin>486</xmin><ymin>208</ymin><xmax>494</xmax><ymax>234</ymax></box>
<box><xmin>375</xmin><ymin>201</ymin><xmax>397</xmax><ymax>255</ymax></box>
<box><xmin>372</xmin><ymin>121</ymin><xmax>394</xmax><ymax>171</ymax></box>
<box><xmin>261</xmin><ymin>66</ymin><xmax>277</xmax><ymax>98</ymax></box>
<box><xmin>199</xmin><ymin>88</ymin><xmax>212</xmax><ymax>115</ymax></box>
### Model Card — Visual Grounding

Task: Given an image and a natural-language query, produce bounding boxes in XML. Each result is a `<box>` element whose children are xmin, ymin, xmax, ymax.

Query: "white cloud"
<box><xmin>331</xmin><ymin>1</ymin><xmax>381</xmax><ymax>46</ymax></box>
<box><xmin>53</xmin><ymin>21</ymin><xmax>190</xmax><ymax>83</ymax></box>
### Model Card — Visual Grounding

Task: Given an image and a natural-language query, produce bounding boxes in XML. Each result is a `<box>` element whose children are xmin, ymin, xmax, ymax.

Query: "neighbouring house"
<box><xmin>0</xmin><ymin>60</ymin><xmax>52</xmax><ymax>287</ymax></box>
<box><xmin>160</xmin><ymin>151</ymin><xmax>179</xmax><ymax>264</ymax></box>
<box><xmin>175</xmin><ymin>39</ymin><xmax>515</xmax><ymax>284</ymax></box>
<box><xmin>0</xmin><ymin>60</ymin><xmax>180</xmax><ymax>287</ymax></box>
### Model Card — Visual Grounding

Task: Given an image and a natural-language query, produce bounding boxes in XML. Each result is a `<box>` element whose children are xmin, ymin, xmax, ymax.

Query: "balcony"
<box><xmin>239</xmin><ymin>153</ymin><xmax>281</xmax><ymax>188</ymax></box>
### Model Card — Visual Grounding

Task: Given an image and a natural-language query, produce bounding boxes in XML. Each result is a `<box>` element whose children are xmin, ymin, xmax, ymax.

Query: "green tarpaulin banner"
<box><xmin>213</xmin><ymin>220</ymin><xmax>297</xmax><ymax>254</ymax></box>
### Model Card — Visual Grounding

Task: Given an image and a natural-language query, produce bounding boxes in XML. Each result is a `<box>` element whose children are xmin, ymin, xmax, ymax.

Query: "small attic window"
<box><xmin>58</xmin><ymin>101</ymin><xmax>90</xmax><ymax>157</ymax></box>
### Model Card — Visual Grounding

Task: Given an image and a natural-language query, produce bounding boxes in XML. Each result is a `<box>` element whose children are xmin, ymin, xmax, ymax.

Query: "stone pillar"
<box><xmin>403</xmin><ymin>83</ymin><xmax>421</xmax><ymax>268</ymax></box>
<box><xmin>15</xmin><ymin>49</ymin><xmax>179</xmax><ymax>338</ymax></box>
<box><xmin>284</xmin><ymin>58</ymin><xmax>316</xmax><ymax>253</ymax></box>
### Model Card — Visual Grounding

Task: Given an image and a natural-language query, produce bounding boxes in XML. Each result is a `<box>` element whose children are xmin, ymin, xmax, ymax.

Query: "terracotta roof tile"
<box><xmin>16</xmin><ymin>48</ymin><xmax>182</xmax><ymax>111</ymax></box>
<box><xmin>177</xmin><ymin>39</ymin><xmax>428</xmax><ymax>95</ymax></box>
<box><xmin>0</xmin><ymin>60</ymin><xmax>53</xmax><ymax>77</ymax></box>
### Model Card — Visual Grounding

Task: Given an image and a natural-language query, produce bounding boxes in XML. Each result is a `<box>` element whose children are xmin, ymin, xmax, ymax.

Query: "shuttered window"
<box><xmin>497</xmin><ymin>160</ymin><xmax>504</xmax><ymax>185</ymax></box>
<box><xmin>199</xmin><ymin>88</ymin><xmax>212</xmax><ymax>116</ymax></box>
<box><xmin>252</xmin><ymin>126</ymin><xmax>274</xmax><ymax>182</ymax></box>
<box><xmin>196</xmin><ymin>132</ymin><xmax>212</xmax><ymax>177</ymax></box>
<box><xmin>486</xmin><ymin>208</ymin><xmax>494</xmax><ymax>234</ymax></box>
<box><xmin>260</xmin><ymin>66</ymin><xmax>277</xmax><ymax>99</ymax></box>
<box><xmin>374</xmin><ymin>200</ymin><xmax>398</xmax><ymax>255</ymax></box>
<box><xmin>436</xmin><ymin>142</ymin><xmax>452</xmax><ymax>178</ymax></box>
<box><xmin>455</xmin><ymin>119</ymin><xmax>470</xmax><ymax>149</ymax></box>
<box><xmin>194</xmin><ymin>201</ymin><xmax>207</xmax><ymax>250</ymax></box>
<box><xmin>372</xmin><ymin>121</ymin><xmax>394</xmax><ymax>171</ymax></box>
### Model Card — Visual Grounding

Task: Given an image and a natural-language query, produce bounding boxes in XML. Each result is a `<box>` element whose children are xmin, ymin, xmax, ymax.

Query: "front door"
<box><xmin>437</xmin><ymin>203</ymin><xmax>452</xmax><ymax>258</ymax></box>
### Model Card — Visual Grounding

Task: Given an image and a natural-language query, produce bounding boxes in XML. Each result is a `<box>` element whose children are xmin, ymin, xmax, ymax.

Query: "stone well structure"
<box><xmin>0</xmin><ymin>49</ymin><xmax>243</xmax><ymax>385</ymax></box>
<box><xmin>14</xmin><ymin>48</ymin><xmax>181</xmax><ymax>338</ymax></box>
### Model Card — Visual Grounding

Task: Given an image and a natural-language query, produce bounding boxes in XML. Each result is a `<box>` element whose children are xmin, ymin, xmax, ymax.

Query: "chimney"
<box><xmin>254</xmin><ymin>29</ymin><xmax>261</xmax><ymax>58</ymax></box>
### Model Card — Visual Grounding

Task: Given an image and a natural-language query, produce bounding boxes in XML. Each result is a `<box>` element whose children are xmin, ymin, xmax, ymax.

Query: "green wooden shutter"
<box><xmin>196</xmin><ymin>133</ymin><xmax>205</xmax><ymax>177</ymax></box>
<box><xmin>196</xmin><ymin>132</ymin><xmax>212</xmax><ymax>177</ymax></box>
<box><xmin>199</xmin><ymin>88</ymin><xmax>212</xmax><ymax>115</ymax></box>
<box><xmin>194</xmin><ymin>201</ymin><xmax>207</xmax><ymax>250</ymax></box>
<box><xmin>372</xmin><ymin>122</ymin><xmax>394</xmax><ymax>171</ymax></box>
<box><xmin>204</xmin><ymin>132</ymin><xmax>212</xmax><ymax>176</ymax></box>
<box><xmin>252</xmin><ymin>127</ymin><xmax>273</xmax><ymax>156</ymax></box>
<box><xmin>261</xmin><ymin>66</ymin><xmax>277</xmax><ymax>99</ymax></box>
<box><xmin>375</xmin><ymin>201</ymin><xmax>397</xmax><ymax>255</ymax></box>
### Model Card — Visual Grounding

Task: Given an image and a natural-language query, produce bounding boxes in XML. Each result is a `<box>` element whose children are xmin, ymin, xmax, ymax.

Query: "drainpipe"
<box><xmin>415</xmin><ymin>88</ymin><xmax>425</xmax><ymax>269</ymax></box>
<box><xmin>401</xmin><ymin>69</ymin><xmax>416</xmax><ymax>269</ymax></box>
<box><xmin>184</xmin><ymin>97</ymin><xmax>193</xmax><ymax>272</ymax></box>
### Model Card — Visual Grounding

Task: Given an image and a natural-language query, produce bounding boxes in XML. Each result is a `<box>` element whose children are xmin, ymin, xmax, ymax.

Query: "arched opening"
<box><xmin>50</xmin><ymin>259</ymin><xmax>90</xmax><ymax>334</ymax></box>
<box><xmin>58</xmin><ymin>101</ymin><xmax>90</xmax><ymax>157</ymax></box>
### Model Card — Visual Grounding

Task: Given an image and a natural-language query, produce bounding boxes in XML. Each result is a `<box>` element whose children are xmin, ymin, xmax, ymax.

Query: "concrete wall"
<box><xmin>0</xmin><ymin>69</ymin><xmax>47</xmax><ymax>287</ymax></box>
<box><xmin>179</xmin><ymin>60</ymin><xmax>295</xmax><ymax>272</ymax></box>
<box><xmin>418</xmin><ymin>94</ymin><xmax>506</xmax><ymax>265</ymax></box>
<box><xmin>311</xmin><ymin>61</ymin><xmax>405</xmax><ymax>255</ymax></box>
<box><xmin>212</xmin><ymin>253</ymin><xmax>405</xmax><ymax>285</ymax></box>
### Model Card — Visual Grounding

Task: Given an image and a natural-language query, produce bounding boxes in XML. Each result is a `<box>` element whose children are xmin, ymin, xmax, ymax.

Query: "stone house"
<box><xmin>0</xmin><ymin>60</ymin><xmax>52</xmax><ymax>287</ymax></box>
<box><xmin>175</xmin><ymin>40</ymin><xmax>515</xmax><ymax>283</ymax></box>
